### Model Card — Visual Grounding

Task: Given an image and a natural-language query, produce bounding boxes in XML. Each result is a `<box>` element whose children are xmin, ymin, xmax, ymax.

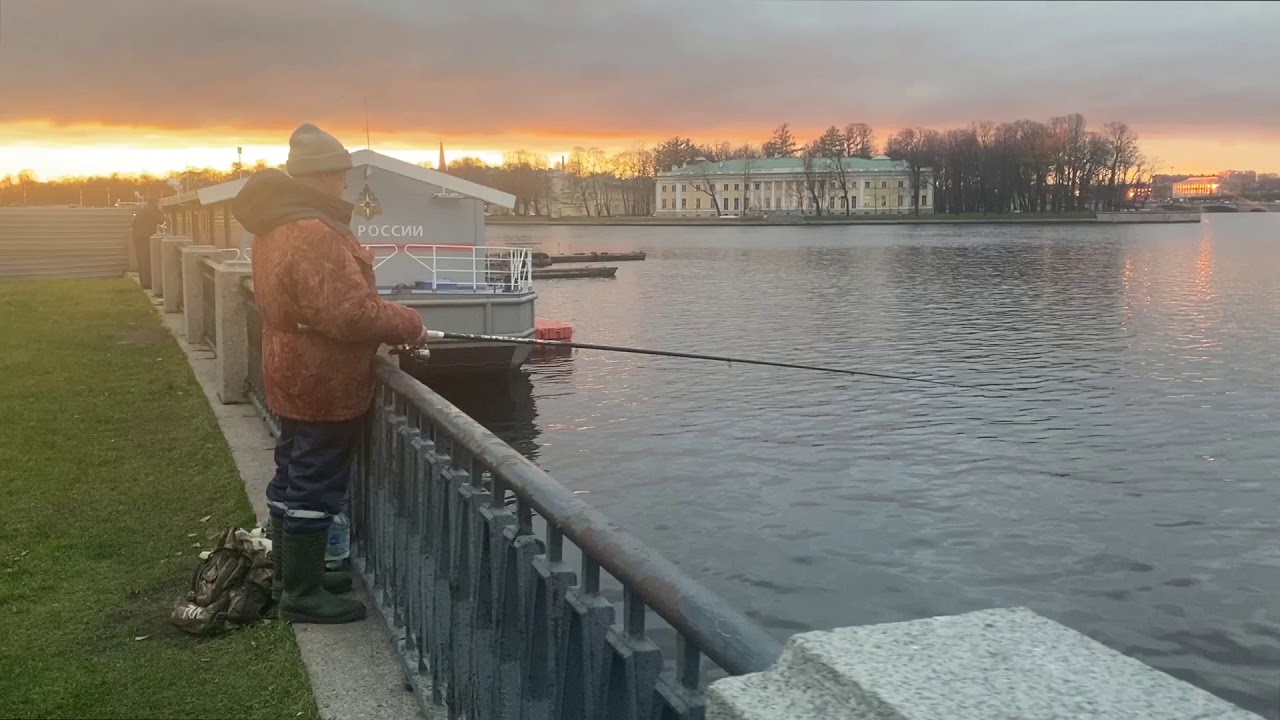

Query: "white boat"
<box><xmin>160</xmin><ymin>149</ymin><xmax>536</xmax><ymax>375</ymax></box>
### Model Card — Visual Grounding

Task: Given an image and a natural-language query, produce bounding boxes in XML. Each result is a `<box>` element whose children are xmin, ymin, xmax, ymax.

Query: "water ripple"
<box><xmin>459</xmin><ymin>215</ymin><xmax>1280</xmax><ymax>716</ymax></box>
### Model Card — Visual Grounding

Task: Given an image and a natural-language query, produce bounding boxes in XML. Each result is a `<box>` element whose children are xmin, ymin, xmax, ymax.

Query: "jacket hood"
<box><xmin>232</xmin><ymin>168</ymin><xmax>354</xmax><ymax>236</ymax></box>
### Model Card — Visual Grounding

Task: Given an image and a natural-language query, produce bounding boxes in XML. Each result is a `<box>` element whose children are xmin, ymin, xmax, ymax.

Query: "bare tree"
<box><xmin>683</xmin><ymin>159</ymin><xmax>722</xmax><ymax>216</ymax></box>
<box><xmin>1102</xmin><ymin>121</ymin><xmax>1139</xmax><ymax>210</ymax></box>
<box><xmin>842</xmin><ymin>123</ymin><xmax>876</xmax><ymax>159</ymax></box>
<box><xmin>17</xmin><ymin>169</ymin><xmax>38</xmax><ymax>205</ymax></box>
<box><xmin>500</xmin><ymin>150</ymin><xmax>548</xmax><ymax>215</ymax></box>
<box><xmin>886</xmin><ymin>128</ymin><xmax>940</xmax><ymax>215</ymax></box>
<box><xmin>611</xmin><ymin>149</ymin><xmax>642</xmax><ymax>216</ymax></box>
<box><xmin>699</xmin><ymin>140</ymin><xmax>735</xmax><ymax>162</ymax></box>
<box><xmin>799</xmin><ymin>141</ymin><xmax>830</xmax><ymax>216</ymax></box>
<box><xmin>816</xmin><ymin>126</ymin><xmax>853</xmax><ymax>214</ymax></box>
<box><xmin>735</xmin><ymin>143</ymin><xmax>762</xmax><ymax>214</ymax></box>
<box><xmin>562</xmin><ymin>147</ymin><xmax>603</xmax><ymax>217</ymax></box>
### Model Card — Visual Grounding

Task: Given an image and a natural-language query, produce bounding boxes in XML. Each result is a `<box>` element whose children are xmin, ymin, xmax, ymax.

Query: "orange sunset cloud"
<box><xmin>1</xmin><ymin>0</ymin><xmax>1277</xmax><ymax>179</ymax></box>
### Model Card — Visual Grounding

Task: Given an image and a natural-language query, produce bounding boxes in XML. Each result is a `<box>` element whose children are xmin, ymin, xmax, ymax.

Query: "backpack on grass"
<box><xmin>169</xmin><ymin>526</ymin><xmax>274</xmax><ymax>636</ymax></box>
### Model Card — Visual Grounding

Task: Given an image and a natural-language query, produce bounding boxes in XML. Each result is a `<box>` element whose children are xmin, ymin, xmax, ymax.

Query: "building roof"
<box><xmin>160</xmin><ymin>149</ymin><xmax>517</xmax><ymax>210</ymax></box>
<box><xmin>659</xmin><ymin>156</ymin><xmax>914</xmax><ymax>177</ymax></box>
<box><xmin>349</xmin><ymin>149</ymin><xmax>516</xmax><ymax>208</ymax></box>
<box><xmin>1174</xmin><ymin>176</ymin><xmax>1219</xmax><ymax>184</ymax></box>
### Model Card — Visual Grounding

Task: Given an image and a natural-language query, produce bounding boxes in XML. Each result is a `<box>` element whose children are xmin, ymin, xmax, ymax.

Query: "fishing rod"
<box><xmin>399</xmin><ymin>331</ymin><xmax>984</xmax><ymax>391</ymax></box>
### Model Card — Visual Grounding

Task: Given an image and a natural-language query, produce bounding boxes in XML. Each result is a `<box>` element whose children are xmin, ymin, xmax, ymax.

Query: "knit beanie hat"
<box><xmin>286</xmin><ymin>123</ymin><xmax>352</xmax><ymax>176</ymax></box>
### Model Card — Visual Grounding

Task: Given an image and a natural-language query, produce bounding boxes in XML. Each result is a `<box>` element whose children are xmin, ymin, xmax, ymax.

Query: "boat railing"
<box><xmin>389</xmin><ymin>244</ymin><xmax>533</xmax><ymax>294</ymax></box>
<box><xmin>236</xmin><ymin>244</ymin><xmax>531</xmax><ymax>294</ymax></box>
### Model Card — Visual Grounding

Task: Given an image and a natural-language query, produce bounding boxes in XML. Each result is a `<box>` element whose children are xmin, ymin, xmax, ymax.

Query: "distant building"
<box><xmin>1172</xmin><ymin>176</ymin><xmax>1219</xmax><ymax>199</ymax></box>
<box><xmin>655</xmin><ymin>156</ymin><xmax>931</xmax><ymax>217</ymax></box>
<box><xmin>1216</xmin><ymin>170</ymin><xmax>1257</xmax><ymax>194</ymax></box>
<box><xmin>1127</xmin><ymin>183</ymin><xmax>1152</xmax><ymax>202</ymax></box>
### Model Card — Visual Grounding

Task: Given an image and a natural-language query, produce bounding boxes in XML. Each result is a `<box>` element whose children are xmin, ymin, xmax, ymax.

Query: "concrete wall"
<box><xmin>1096</xmin><ymin>211</ymin><xmax>1202</xmax><ymax>223</ymax></box>
<box><xmin>0</xmin><ymin>207</ymin><xmax>134</xmax><ymax>279</ymax></box>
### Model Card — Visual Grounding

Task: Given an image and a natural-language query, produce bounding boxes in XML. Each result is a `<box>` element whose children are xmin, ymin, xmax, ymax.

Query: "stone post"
<box><xmin>181</xmin><ymin>246</ymin><xmax>223</xmax><ymax>344</ymax></box>
<box><xmin>160</xmin><ymin>236</ymin><xmax>193</xmax><ymax>313</ymax></box>
<box><xmin>213</xmin><ymin>260</ymin><xmax>253</xmax><ymax>404</ymax></box>
<box><xmin>127</xmin><ymin>229</ymin><xmax>138</xmax><ymax>273</ymax></box>
<box><xmin>148</xmin><ymin>233</ymin><xmax>170</xmax><ymax>297</ymax></box>
<box><xmin>707</xmin><ymin>608</ymin><xmax>1261</xmax><ymax>720</ymax></box>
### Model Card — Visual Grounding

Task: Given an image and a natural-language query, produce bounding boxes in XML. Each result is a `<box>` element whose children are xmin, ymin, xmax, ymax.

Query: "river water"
<box><xmin>443</xmin><ymin>215</ymin><xmax>1279</xmax><ymax>714</ymax></box>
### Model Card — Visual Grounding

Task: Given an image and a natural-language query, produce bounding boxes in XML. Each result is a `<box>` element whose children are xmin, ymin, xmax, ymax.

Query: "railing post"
<box><xmin>147</xmin><ymin>233</ymin><xmax>172</xmax><ymax>296</ymax></box>
<box><xmin>181</xmin><ymin>246</ymin><xmax>223</xmax><ymax>344</ymax></box>
<box><xmin>213</xmin><ymin>259</ymin><xmax>253</xmax><ymax>403</ymax></box>
<box><xmin>160</xmin><ymin>236</ymin><xmax>193</xmax><ymax>313</ymax></box>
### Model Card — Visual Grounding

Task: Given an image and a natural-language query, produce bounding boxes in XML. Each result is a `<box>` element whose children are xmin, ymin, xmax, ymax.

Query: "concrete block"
<box><xmin>213</xmin><ymin>259</ymin><xmax>253</xmax><ymax>404</ymax></box>
<box><xmin>160</xmin><ymin>236</ymin><xmax>193</xmax><ymax>313</ymax></box>
<box><xmin>181</xmin><ymin>246</ymin><xmax>223</xmax><ymax>344</ymax></box>
<box><xmin>707</xmin><ymin>608</ymin><xmax>1261</xmax><ymax>720</ymax></box>
<box><xmin>148</xmin><ymin>234</ymin><xmax>169</xmax><ymax>298</ymax></box>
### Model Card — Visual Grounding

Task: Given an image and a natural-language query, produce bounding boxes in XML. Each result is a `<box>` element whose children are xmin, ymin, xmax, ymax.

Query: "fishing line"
<box><xmin>399</xmin><ymin>331</ymin><xmax>997</xmax><ymax>392</ymax></box>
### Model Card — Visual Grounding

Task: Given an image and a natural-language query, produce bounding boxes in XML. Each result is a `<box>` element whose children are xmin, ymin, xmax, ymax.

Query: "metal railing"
<box><xmin>354</xmin><ymin>361</ymin><xmax>781</xmax><ymax>719</ymax></box>
<box><xmin>237</xmin><ymin>283</ymin><xmax>780</xmax><ymax>718</ymax></box>
<box><xmin>375</xmin><ymin>244</ymin><xmax>533</xmax><ymax>293</ymax></box>
<box><xmin>201</xmin><ymin>258</ymin><xmax>218</xmax><ymax>347</ymax></box>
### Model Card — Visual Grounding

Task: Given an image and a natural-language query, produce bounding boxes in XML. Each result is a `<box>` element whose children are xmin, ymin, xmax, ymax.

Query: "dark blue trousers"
<box><xmin>267</xmin><ymin>415</ymin><xmax>363</xmax><ymax>534</ymax></box>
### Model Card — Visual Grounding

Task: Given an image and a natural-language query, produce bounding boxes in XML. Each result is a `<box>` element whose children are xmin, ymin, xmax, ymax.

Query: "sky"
<box><xmin>0</xmin><ymin>0</ymin><xmax>1277</xmax><ymax>180</ymax></box>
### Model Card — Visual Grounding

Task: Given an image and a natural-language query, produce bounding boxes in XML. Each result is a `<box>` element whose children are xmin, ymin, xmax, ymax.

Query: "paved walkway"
<box><xmin>144</xmin><ymin>287</ymin><xmax>431</xmax><ymax>720</ymax></box>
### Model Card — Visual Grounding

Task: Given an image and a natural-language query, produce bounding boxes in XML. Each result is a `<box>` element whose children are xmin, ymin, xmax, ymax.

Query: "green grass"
<box><xmin>0</xmin><ymin>278</ymin><xmax>317</xmax><ymax>719</ymax></box>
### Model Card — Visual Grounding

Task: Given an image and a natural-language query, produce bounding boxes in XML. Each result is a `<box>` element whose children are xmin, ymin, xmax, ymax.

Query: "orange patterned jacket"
<box><xmin>235</xmin><ymin>170</ymin><xmax>422</xmax><ymax>422</ymax></box>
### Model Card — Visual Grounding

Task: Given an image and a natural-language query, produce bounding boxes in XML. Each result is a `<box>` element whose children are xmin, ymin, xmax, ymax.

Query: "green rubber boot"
<box><xmin>270</xmin><ymin>516</ymin><xmax>352</xmax><ymax>602</ymax></box>
<box><xmin>278</xmin><ymin>530</ymin><xmax>366</xmax><ymax>624</ymax></box>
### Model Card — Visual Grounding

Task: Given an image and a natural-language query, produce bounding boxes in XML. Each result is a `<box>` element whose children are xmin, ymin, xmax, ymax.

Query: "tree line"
<box><xmin>0</xmin><ymin>162</ymin><xmax>271</xmax><ymax>207</ymax></box>
<box><xmin>886</xmin><ymin>115</ymin><xmax>1154</xmax><ymax>216</ymax></box>
<box><xmin>427</xmin><ymin>114</ymin><xmax>1156</xmax><ymax>218</ymax></box>
<box><xmin>0</xmin><ymin>114</ymin><xmax>1154</xmax><ymax>216</ymax></box>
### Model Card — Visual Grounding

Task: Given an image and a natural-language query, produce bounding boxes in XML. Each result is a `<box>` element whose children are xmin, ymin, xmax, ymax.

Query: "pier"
<box><xmin>533</xmin><ymin>266</ymin><xmax>618</xmax><ymax>280</ymax></box>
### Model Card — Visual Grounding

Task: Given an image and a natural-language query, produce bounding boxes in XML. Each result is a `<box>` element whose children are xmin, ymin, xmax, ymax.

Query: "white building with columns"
<box><xmin>655</xmin><ymin>155</ymin><xmax>932</xmax><ymax>217</ymax></box>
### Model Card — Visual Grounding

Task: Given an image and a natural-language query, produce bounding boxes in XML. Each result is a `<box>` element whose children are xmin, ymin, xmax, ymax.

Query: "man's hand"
<box><xmin>393</xmin><ymin>327</ymin><xmax>432</xmax><ymax>354</ymax></box>
<box><xmin>410</xmin><ymin>326</ymin><xmax>432</xmax><ymax>348</ymax></box>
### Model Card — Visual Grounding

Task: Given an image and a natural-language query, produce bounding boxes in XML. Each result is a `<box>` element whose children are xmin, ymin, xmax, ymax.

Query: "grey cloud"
<box><xmin>0</xmin><ymin>0</ymin><xmax>1276</xmax><ymax>140</ymax></box>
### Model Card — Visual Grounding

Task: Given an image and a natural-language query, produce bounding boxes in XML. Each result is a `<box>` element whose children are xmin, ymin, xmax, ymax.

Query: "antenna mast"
<box><xmin>364</xmin><ymin>96</ymin><xmax>371</xmax><ymax>149</ymax></box>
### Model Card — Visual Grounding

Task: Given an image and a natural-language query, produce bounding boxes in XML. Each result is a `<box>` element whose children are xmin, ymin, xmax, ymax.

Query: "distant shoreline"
<box><xmin>487</xmin><ymin>212</ymin><xmax>1185</xmax><ymax>227</ymax></box>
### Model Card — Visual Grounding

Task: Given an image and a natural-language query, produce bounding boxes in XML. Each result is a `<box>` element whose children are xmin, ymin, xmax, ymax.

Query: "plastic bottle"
<box><xmin>326</xmin><ymin>512</ymin><xmax>350</xmax><ymax>570</ymax></box>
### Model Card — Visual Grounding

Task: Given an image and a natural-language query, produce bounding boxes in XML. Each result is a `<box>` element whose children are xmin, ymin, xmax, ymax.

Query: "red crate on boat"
<box><xmin>535</xmin><ymin>318</ymin><xmax>574</xmax><ymax>341</ymax></box>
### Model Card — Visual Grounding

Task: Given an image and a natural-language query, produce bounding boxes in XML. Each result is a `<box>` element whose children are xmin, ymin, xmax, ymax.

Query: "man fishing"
<box><xmin>232</xmin><ymin>123</ymin><xmax>430</xmax><ymax>624</ymax></box>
